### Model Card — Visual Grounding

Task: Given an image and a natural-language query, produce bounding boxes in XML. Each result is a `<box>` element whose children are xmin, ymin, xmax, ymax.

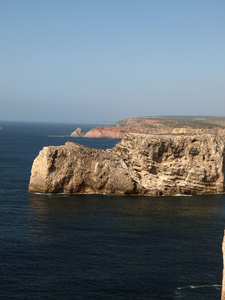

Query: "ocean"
<box><xmin>0</xmin><ymin>121</ymin><xmax>224</xmax><ymax>299</ymax></box>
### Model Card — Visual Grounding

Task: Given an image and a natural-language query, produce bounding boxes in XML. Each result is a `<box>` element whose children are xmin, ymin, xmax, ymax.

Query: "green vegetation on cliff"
<box><xmin>112</xmin><ymin>116</ymin><xmax>225</xmax><ymax>130</ymax></box>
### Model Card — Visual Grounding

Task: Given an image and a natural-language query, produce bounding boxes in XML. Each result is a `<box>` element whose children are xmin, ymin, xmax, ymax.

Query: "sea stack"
<box><xmin>29</xmin><ymin>133</ymin><xmax>225</xmax><ymax>195</ymax></box>
<box><xmin>70</xmin><ymin>127</ymin><xmax>84</xmax><ymax>137</ymax></box>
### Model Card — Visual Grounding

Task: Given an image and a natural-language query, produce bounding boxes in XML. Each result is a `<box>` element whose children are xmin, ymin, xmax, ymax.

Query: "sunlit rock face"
<box><xmin>222</xmin><ymin>231</ymin><xmax>225</xmax><ymax>300</ymax></box>
<box><xmin>70</xmin><ymin>127</ymin><xmax>84</xmax><ymax>137</ymax></box>
<box><xmin>84</xmin><ymin>126</ymin><xmax>127</xmax><ymax>139</ymax></box>
<box><xmin>29</xmin><ymin>133</ymin><xmax>224</xmax><ymax>196</ymax></box>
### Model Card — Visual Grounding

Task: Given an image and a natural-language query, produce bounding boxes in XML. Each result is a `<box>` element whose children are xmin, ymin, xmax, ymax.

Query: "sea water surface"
<box><xmin>0</xmin><ymin>121</ymin><xmax>224</xmax><ymax>299</ymax></box>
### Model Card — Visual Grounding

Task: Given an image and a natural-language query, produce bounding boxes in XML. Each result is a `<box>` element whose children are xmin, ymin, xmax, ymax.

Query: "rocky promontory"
<box><xmin>82</xmin><ymin>116</ymin><xmax>225</xmax><ymax>138</ymax></box>
<box><xmin>29</xmin><ymin>133</ymin><xmax>225</xmax><ymax>196</ymax></box>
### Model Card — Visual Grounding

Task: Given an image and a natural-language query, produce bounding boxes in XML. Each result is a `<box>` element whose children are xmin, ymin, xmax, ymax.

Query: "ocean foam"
<box><xmin>177</xmin><ymin>284</ymin><xmax>221</xmax><ymax>290</ymax></box>
<box><xmin>174</xmin><ymin>194</ymin><xmax>193</xmax><ymax>197</ymax></box>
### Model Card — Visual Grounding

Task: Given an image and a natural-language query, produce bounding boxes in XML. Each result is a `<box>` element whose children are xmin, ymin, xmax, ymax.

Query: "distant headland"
<box><xmin>71</xmin><ymin>115</ymin><xmax>225</xmax><ymax>139</ymax></box>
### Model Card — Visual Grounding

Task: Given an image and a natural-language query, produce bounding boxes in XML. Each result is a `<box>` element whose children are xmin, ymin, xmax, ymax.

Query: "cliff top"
<box><xmin>113</xmin><ymin>116</ymin><xmax>225</xmax><ymax>130</ymax></box>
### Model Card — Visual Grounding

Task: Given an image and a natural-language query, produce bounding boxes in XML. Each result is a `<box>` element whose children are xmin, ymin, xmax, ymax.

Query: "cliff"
<box><xmin>83</xmin><ymin>116</ymin><xmax>225</xmax><ymax>138</ymax></box>
<box><xmin>29</xmin><ymin>133</ymin><xmax>225</xmax><ymax>196</ymax></box>
<box><xmin>222</xmin><ymin>230</ymin><xmax>225</xmax><ymax>300</ymax></box>
<box><xmin>84</xmin><ymin>126</ymin><xmax>130</xmax><ymax>139</ymax></box>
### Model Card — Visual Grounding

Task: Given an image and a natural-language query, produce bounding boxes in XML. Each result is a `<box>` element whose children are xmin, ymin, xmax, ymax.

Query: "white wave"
<box><xmin>34</xmin><ymin>192</ymin><xmax>69</xmax><ymax>197</ymax></box>
<box><xmin>177</xmin><ymin>284</ymin><xmax>221</xmax><ymax>290</ymax></box>
<box><xmin>48</xmin><ymin>135</ymin><xmax>68</xmax><ymax>137</ymax></box>
<box><xmin>175</xmin><ymin>194</ymin><xmax>193</xmax><ymax>197</ymax></box>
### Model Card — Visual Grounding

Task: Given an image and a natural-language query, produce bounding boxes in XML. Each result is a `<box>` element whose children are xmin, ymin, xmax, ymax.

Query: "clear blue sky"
<box><xmin>1</xmin><ymin>0</ymin><xmax>224</xmax><ymax>123</ymax></box>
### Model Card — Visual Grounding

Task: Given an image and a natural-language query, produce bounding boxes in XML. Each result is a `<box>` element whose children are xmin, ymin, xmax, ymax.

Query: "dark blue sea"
<box><xmin>0</xmin><ymin>121</ymin><xmax>224</xmax><ymax>299</ymax></box>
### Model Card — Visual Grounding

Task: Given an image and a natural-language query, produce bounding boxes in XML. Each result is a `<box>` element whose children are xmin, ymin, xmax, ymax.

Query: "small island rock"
<box><xmin>70</xmin><ymin>127</ymin><xmax>84</xmax><ymax>137</ymax></box>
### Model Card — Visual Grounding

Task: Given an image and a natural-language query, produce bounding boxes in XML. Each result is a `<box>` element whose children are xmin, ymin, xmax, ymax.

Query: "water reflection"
<box><xmin>27</xmin><ymin>193</ymin><xmax>225</xmax><ymax>299</ymax></box>
<box><xmin>28</xmin><ymin>192</ymin><xmax>225</xmax><ymax>224</ymax></box>
<box><xmin>27</xmin><ymin>192</ymin><xmax>225</xmax><ymax>246</ymax></box>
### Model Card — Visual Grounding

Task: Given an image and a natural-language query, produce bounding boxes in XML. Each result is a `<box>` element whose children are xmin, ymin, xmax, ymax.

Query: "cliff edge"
<box><xmin>29</xmin><ymin>133</ymin><xmax>224</xmax><ymax>196</ymax></box>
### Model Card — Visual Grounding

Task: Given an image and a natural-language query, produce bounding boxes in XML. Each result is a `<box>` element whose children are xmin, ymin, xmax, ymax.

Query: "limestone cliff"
<box><xmin>29</xmin><ymin>133</ymin><xmax>224</xmax><ymax>195</ymax></box>
<box><xmin>222</xmin><ymin>230</ymin><xmax>225</xmax><ymax>300</ymax></box>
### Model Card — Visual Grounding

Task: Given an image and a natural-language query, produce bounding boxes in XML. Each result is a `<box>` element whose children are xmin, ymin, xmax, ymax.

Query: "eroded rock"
<box><xmin>70</xmin><ymin>127</ymin><xmax>84</xmax><ymax>137</ymax></box>
<box><xmin>222</xmin><ymin>230</ymin><xmax>225</xmax><ymax>300</ymax></box>
<box><xmin>29</xmin><ymin>133</ymin><xmax>225</xmax><ymax>195</ymax></box>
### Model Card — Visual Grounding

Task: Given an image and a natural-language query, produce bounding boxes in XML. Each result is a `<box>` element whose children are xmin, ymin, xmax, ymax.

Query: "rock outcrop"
<box><xmin>222</xmin><ymin>230</ymin><xmax>225</xmax><ymax>300</ymax></box>
<box><xmin>29</xmin><ymin>133</ymin><xmax>225</xmax><ymax>196</ymax></box>
<box><xmin>70</xmin><ymin>127</ymin><xmax>84</xmax><ymax>137</ymax></box>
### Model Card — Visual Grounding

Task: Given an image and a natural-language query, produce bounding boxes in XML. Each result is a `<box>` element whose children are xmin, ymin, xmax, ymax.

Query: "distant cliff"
<box><xmin>29</xmin><ymin>133</ymin><xmax>225</xmax><ymax>196</ymax></box>
<box><xmin>82</xmin><ymin>116</ymin><xmax>225</xmax><ymax>139</ymax></box>
<box><xmin>84</xmin><ymin>126</ymin><xmax>132</xmax><ymax>139</ymax></box>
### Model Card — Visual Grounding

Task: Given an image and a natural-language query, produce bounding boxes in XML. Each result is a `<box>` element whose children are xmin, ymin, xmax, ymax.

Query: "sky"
<box><xmin>0</xmin><ymin>0</ymin><xmax>224</xmax><ymax>123</ymax></box>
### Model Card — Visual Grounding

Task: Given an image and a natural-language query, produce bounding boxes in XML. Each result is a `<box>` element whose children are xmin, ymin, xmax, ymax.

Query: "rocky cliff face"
<box><xmin>29</xmin><ymin>133</ymin><xmax>224</xmax><ymax>196</ymax></box>
<box><xmin>222</xmin><ymin>230</ymin><xmax>225</xmax><ymax>300</ymax></box>
<box><xmin>70</xmin><ymin>127</ymin><xmax>84</xmax><ymax>137</ymax></box>
<box><xmin>84</xmin><ymin>126</ymin><xmax>127</xmax><ymax>138</ymax></box>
